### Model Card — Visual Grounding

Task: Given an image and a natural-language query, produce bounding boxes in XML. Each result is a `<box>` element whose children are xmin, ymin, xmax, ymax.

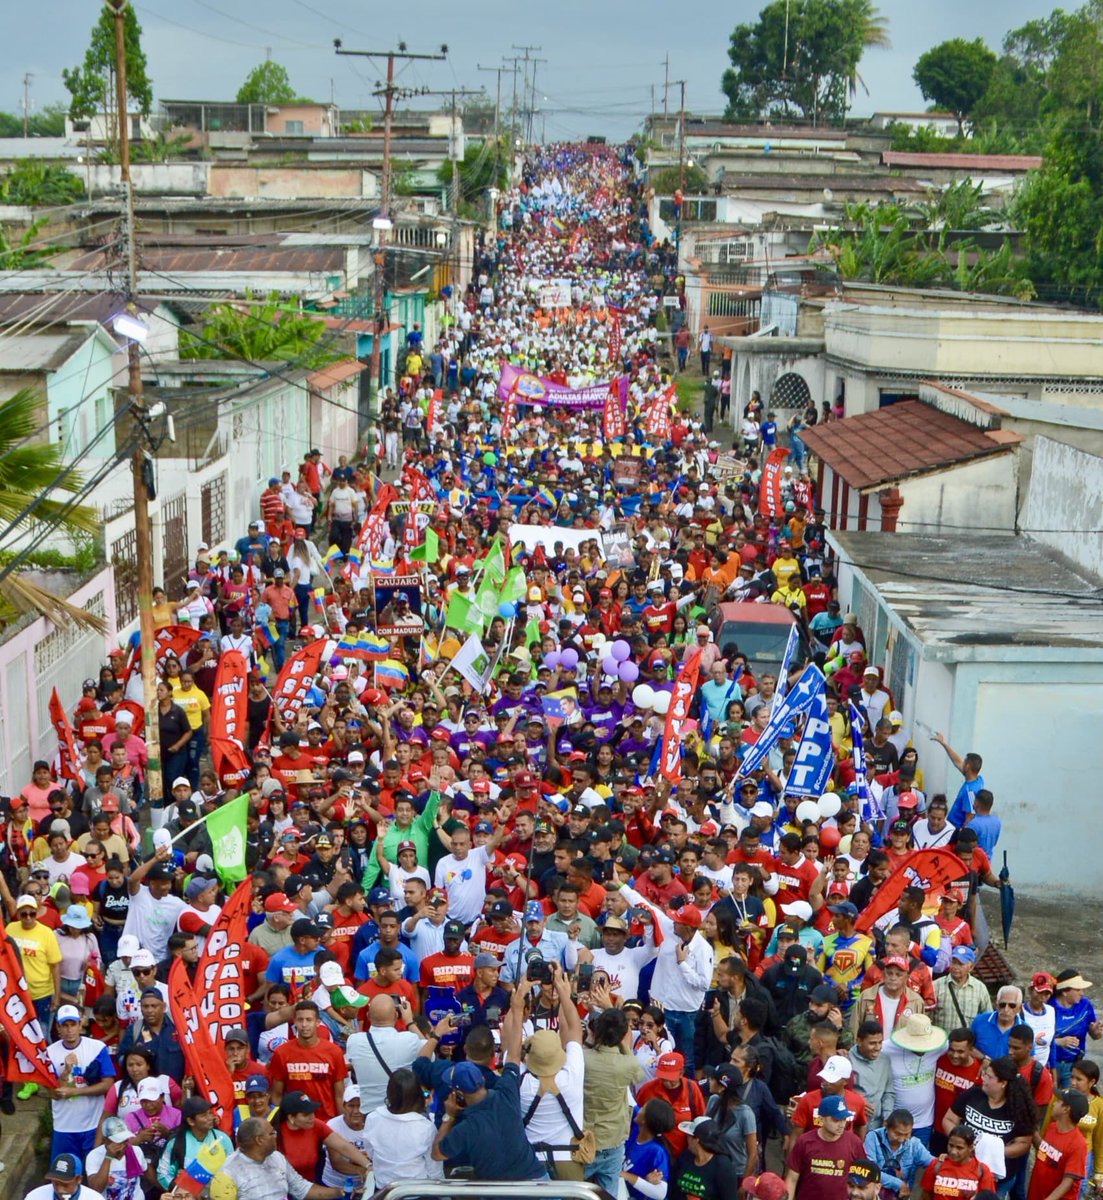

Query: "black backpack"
<box><xmin>759</xmin><ymin>1035</ymin><xmax>804</xmax><ymax>1105</ymax></box>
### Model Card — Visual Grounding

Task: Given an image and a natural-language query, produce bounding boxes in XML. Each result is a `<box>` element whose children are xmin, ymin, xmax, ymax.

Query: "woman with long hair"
<box><xmin>633</xmin><ymin>1005</ymin><xmax>676</xmax><ymax>1082</ymax></box>
<box><xmin>361</xmin><ymin>1067</ymin><xmax>442</xmax><ymax>1186</ymax></box>
<box><xmin>703</xmin><ymin>908</ymin><xmax>742</xmax><ymax>987</ymax></box>
<box><xmin>728</xmin><ymin>1044</ymin><xmax>787</xmax><ymax>1147</ymax></box>
<box><xmin>622</xmin><ymin>1097</ymin><xmax>677</xmax><ymax>1200</ymax></box>
<box><xmin>944</xmin><ymin>1056</ymin><xmax>1037</xmax><ymax>1197</ymax></box>
<box><xmin>103</xmin><ymin>1048</ymin><xmax>180</xmax><ymax>1122</ymax></box>
<box><xmin>670</xmin><ymin>1117</ymin><xmax>740</xmax><ymax>1200</ymax></box>
<box><xmin>704</xmin><ymin>1063</ymin><xmax>758</xmax><ymax>1175</ymax></box>
<box><xmin>274</xmin><ymin>1090</ymin><xmax>370</xmax><ymax>1184</ymax></box>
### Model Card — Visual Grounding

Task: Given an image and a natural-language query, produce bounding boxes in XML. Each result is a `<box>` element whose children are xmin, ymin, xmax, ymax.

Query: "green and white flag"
<box><xmin>450</xmin><ymin>633</ymin><xmax>491</xmax><ymax>691</ymax></box>
<box><xmin>207</xmin><ymin>793</ymin><xmax>249</xmax><ymax>888</ymax></box>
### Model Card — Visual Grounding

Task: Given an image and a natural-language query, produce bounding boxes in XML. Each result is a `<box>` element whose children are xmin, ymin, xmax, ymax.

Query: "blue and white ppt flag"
<box><xmin>738</xmin><ymin>664</ymin><xmax>823</xmax><ymax>778</ymax></box>
<box><xmin>785</xmin><ymin>678</ymin><xmax>835</xmax><ymax>798</ymax></box>
<box><xmin>774</xmin><ymin>624</ymin><xmax>800</xmax><ymax>701</ymax></box>
<box><xmin>849</xmin><ymin>700</ymin><xmax>885</xmax><ymax>822</ymax></box>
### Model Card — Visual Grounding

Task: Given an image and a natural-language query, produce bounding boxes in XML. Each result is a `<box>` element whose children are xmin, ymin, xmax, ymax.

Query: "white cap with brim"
<box><xmin>56</xmin><ymin>1005</ymin><xmax>82</xmax><ymax>1023</ymax></box>
<box><xmin>15</xmin><ymin>894</ymin><xmax>38</xmax><ymax>911</ymax></box>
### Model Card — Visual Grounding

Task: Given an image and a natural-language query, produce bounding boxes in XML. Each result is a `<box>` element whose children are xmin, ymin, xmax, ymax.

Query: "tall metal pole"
<box><xmin>678</xmin><ymin>80</ymin><xmax>686</xmax><ymax>194</ymax></box>
<box><xmin>335</xmin><ymin>41</ymin><xmax>447</xmax><ymax>452</ymax></box>
<box><xmin>22</xmin><ymin>73</ymin><xmax>32</xmax><ymax>138</ymax></box>
<box><xmin>478</xmin><ymin>64</ymin><xmax>505</xmax><ymax>188</ymax></box>
<box><xmin>111</xmin><ymin>0</ymin><xmax>162</xmax><ymax>807</ymax></box>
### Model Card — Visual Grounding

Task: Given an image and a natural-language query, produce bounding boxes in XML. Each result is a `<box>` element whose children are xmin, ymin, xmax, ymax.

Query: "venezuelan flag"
<box><xmin>374</xmin><ymin>658</ymin><xmax>409</xmax><ymax>689</ymax></box>
<box><xmin>359</xmin><ymin>632</ymin><xmax>391</xmax><ymax>660</ymax></box>
<box><xmin>346</xmin><ymin>546</ymin><xmax>363</xmax><ymax>570</ymax></box>
<box><xmin>535</xmin><ymin>485</ymin><xmax>557</xmax><ymax>508</ymax></box>
<box><xmin>323</xmin><ymin>544</ymin><xmax>344</xmax><ymax>575</ymax></box>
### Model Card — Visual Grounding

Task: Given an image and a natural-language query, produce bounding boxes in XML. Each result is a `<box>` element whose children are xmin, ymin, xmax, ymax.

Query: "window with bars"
<box><xmin>201</xmin><ymin>473</ymin><xmax>227</xmax><ymax>547</ymax></box>
<box><xmin>771</xmin><ymin>372</ymin><xmax>813</xmax><ymax>410</ymax></box>
<box><xmin>161</xmin><ymin>494</ymin><xmax>189</xmax><ymax>596</ymax></box>
<box><xmin>112</xmin><ymin>529</ymin><xmax>139</xmax><ymax>627</ymax></box>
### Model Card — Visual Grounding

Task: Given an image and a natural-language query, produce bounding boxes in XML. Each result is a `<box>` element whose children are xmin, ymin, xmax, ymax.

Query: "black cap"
<box><xmin>147</xmin><ymin>863</ymin><xmax>175</xmax><ymax>881</ymax></box>
<box><xmin>46</xmin><ymin>1154</ymin><xmax>82</xmax><ymax>1182</ymax></box>
<box><xmin>181</xmin><ymin>1096</ymin><xmax>213</xmax><ymax>1119</ymax></box>
<box><xmin>290</xmin><ymin>917</ymin><xmax>321</xmax><ymax>939</ymax></box>
<box><xmin>281</xmin><ymin>1090</ymin><xmax>321</xmax><ymax>1116</ymax></box>
<box><xmin>1060</xmin><ymin>1088</ymin><xmax>1090</xmax><ymax>1123</ymax></box>
<box><xmin>443</xmin><ymin>920</ymin><xmax>465</xmax><ymax>938</ymax></box>
<box><xmin>810</xmin><ymin>984</ymin><xmax>837</xmax><ymax>1004</ymax></box>
<box><xmin>488</xmin><ymin>900</ymin><xmax>512</xmax><ymax>918</ymax></box>
<box><xmin>848</xmin><ymin>1160</ymin><xmax>881</xmax><ymax>1185</ymax></box>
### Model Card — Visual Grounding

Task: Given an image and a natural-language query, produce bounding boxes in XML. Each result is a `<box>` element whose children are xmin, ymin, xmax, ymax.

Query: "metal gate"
<box><xmin>201</xmin><ymin>473</ymin><xmax>227</xmax><ymax>548</ymax></box>
<box><xmin>111</xmin><ymin>527</ymin><xmax>139</xmax><ymax>627</ymax></box>
<box><xmin>161</xmin><ymin>493</ymin><xmax>189</xmax><ymax>594</ymax></box>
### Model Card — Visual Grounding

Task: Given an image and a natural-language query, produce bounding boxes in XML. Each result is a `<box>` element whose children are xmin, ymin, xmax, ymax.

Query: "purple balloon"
<box><xmin>544</xmin><ymin>652</ymin><xmax>561</xmax><ymax>671</ymax></box>
<box><xmin>559</xmin><ymin>648</ymin><xmax>579</xmax><ymax>670</ymax></box>
<box><xmin>602</xmin><ymin>655</ymin><xmax>619</xmax><ymax>676</ymax></box>
<box><xmin>611</xmin><ymin>639</ymin><xmax>631</xmax><ymax>662</ymax></box>
<box><xmin>618</xmin><ymin>660</ymin><xmax>640</xmax><ymax>683</ymax></box>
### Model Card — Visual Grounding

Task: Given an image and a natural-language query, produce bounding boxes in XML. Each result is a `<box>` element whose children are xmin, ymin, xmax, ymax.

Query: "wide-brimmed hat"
<box><xmin>891</xmin><ymin>1012</ymin><xmax>948</xmax><ymax>1054</ymax></box>
<box><xmin>525</xmin><ymin>1028</ymin><xmax>566</xmax><ymax>1077</ymax></box>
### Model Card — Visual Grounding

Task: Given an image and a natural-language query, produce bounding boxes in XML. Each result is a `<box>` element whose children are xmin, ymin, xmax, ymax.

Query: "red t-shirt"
<box><xmin>1028</xmin><ymin>1123</ymin><xmax>1088</xmax><ymax>1200</ymax></box>
<box><xmin>468</xmin><ymin>925</ymin><xmax>519</xmax><ymax>959</ymax></box>
<box><xmin>280</xmin><ymin>1118</ymin><xmax>331</xmax><ymax>1182</ymax></box>
<box><xmin>327</xmin><ymin>909</ymin><xmax>370</xmax><ymax>972</ymax></box>
<box><xmin>920</xmin><ymin>1156</ymin><xmax>996</xmax><ymax>1200</ymax></box>
<box><xmin>357</xmin><ymin>978</ymin><xmax>419</xmax><ymax>1028</ymax></box>
<box><xmin>230</xmin><ymin>1061</ymin><xmax>266</xmax><ymax>1101</ymax></box>
<box><xmin>636</xmin><ymin>1076</ymin><xmax>707</xmax><ymax>1157</ymax></box>
<box><xmin>419</xmin><ymin>951</ymin><xmax>474</xmax><ymax>992</ymax></box>
<box><xmin>785</xmin><ymin>1129</ymin><xmax>867</xmax><ymax>1200</ymax></box>
<box><xmin>773</xmin><ymin>856</ymin><xmax>820</xmax><ymax>908</ymax></box>
<box><xmin>634</xmin><ymin>875</ymin><xmax>689</xmax><ymax>908</ymax></box>
<box><xmin>933</xmin><ymin>1053</ymin><xmax>984</xmax><ymax>1133</ymax></box>
<box><xmin>267</xmin><ymin>1038</ymin><xmax>348</xmax><ymax>1120</ymax></box>
<box><xmin>790</xmin><ymin>1088</ymin><xmax>868</xmax><ymax>1136</ymax></box>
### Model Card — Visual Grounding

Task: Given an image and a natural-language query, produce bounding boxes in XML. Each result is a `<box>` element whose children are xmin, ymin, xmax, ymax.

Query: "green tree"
<box><xmin>0</xmin><ymin>161</ymin><xmax>84</xmax><ymax>206</ymax></box>
<box><xmin>63</xmin><ymin>2</ymin><xmax>152</xmax><ymax>119</ymax></box>
<box><xmin>0</xmin><ymin>103</ymin><xmax>68</xmax><ymax>138</ymax></box>
<box><xmin>649</xmin><ymin>165</ymin><xmax>709</xmax><ymax>193</ymax></box>
<box><xmin>437</xmin><ymin>141</ymin><xmax>508</xmax><ymax>209</ymax></box>
<box><xmin>0</xmin><ymin>220</ymin><xmax>62</xmax><ymax>270</ymax></box>
<box><xmin>180</xmin><ymin>291</ymin><xmax>341</xmax><ymax>368</ymax></box>
<box><xmin>236</xmin><ymin>61</ymin><xmax>301</xmax><ymax>105</ymax></box>
<box><xmin>722</xmin><ymin>0</ymin><xmax>889</xmax><ymax>124</ymax></box>
<box><xmin>0</xmin><ymin>388</ymin><xmax>104</xmax><ymax>632</ymax></box>
<box><xmin>913</xmin><ymin>38</ymin><xmax>998</xmax><ymax>134</ymax></box>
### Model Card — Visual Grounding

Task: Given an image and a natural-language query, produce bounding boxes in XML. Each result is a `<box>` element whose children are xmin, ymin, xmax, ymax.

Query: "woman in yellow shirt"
<box><xmin>171</xmin><ymin>668</ymin><xmax>211</xmax><ymax>786</ymax></box>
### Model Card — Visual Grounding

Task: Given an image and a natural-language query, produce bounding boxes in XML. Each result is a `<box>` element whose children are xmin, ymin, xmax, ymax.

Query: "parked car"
<box><xmin>708</xmin><ymin>600</ymin><xmax>809</xmax><ymax>678</ymax></box>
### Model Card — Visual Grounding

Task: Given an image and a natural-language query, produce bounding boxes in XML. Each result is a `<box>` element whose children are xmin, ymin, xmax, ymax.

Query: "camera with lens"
<box><xmin>527</xmin><ymin>956</ymin><xmax>553</xmax><ymax>984</ymax></box>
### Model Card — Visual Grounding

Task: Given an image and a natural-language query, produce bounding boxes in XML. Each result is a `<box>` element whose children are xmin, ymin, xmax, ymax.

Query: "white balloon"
<box><xmin>632</xmin><ymin>684</ymin><xmax>656</xmax><ymax>709</ymax></box>
<box><xmin>795</xmin><ymin>799</ymin><xmax>821</xmax><ymax>824</ymax></box>
<box><xmin>652</xmin><ymin>691</ymin><xmax>672</xmax><ymax>715</ymax></box>
<box><xmin>817</xmin><ymin>793</ymin><xmax>842</xmax><ymax>819</ymax></box>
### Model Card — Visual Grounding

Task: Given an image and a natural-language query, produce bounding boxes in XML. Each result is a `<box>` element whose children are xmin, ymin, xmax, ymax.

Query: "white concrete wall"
<box><xmin>1021</xmin><ymin>436</ymin><xmax>1103</xmax><ymax>580</ymax></box>
<box><xmin>88</xmin><ymin>162</ymin><xmax>210</xmax><ymax>196</ymax></box>
<box><xmin>897</xmin><ymin>455</ymin><xmax>1018</xmax><ymax>535</ymax></box>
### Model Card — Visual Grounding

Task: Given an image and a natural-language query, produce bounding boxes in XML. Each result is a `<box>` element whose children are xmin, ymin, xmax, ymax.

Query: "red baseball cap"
<box><xmin>471</xmin><ymin>779</ymin><xmax>491</xmax><ymax>795</ymax></box>
<box><xmin>1032</xmin><ymin>972</ymin><xmax>1056</xmax><ymax>994</ymax></box>
<box><xmin>881</xmin><ymin>955</ymin><xmax>909</xmax><ymax>971</ymax></box>
<box><xmin>897</xmin><ymin>790</ymin><xmax>919</xmax><ymax>809</ymax></box>
<box><xmin>655</xmin><ymin>1051</ymin><xmax>686</xmax><ymax>1080</ymax></box>
<box><xmin>264</xmin><ymin>894</ymin><xmax>297</xmax><ymax>914</ymax></box>
<box><xmin>668</xmin><ymin>903</ymin><xmax>703</xmax><ymax>929</ymax></box>
<box><xmin>514</xmin><ymin>770</ymin><xmax>537</xmax><ymax>789</ymax></box>
<box><xmin>430</xmin><ymin>728</ymin><xmax>451</xmax><ymax>742</ymax></box>
<box><xmin>743</xmin><ymin>1175</ymin><xmax>788</xmax><ymax>1200</ymax></box>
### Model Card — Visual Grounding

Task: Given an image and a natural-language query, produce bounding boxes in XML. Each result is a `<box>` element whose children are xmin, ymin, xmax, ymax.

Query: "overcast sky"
<box><xmin>5</xmin><ymin>0</ymin><xmax>1064</xmax><ymax>139</ymax></box>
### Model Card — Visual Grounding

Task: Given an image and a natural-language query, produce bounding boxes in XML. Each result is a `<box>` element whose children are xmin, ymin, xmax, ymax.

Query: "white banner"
<box><xmin>450</xmin><ymin>633</ymin><xmax>491</xmax><ymax>691</ymax></box>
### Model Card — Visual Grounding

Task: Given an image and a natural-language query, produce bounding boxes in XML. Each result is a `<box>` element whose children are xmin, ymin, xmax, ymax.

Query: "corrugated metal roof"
<box><xmin>71</xmin><ymin>245</ymin><xmax>345</xmax><ymax>273</ymax></box>
<box><xmin>830</xmin><ymin>531</ymin><xmax>1103</xmax><ymax>657</ymax></box>
<box><xmin>882</xmin><ymin>152</ymin><xmax>1043</xmax><ymax>171</ymax></box>
<box><xmin>800</xmin><ymin>400</ymin><xmax>1018</xmax><ymax>490</ymax></box>
<box><xmin>0</xmin><ymin>331</ymin><xmax>94</xmax><ymax>373</ymax></box>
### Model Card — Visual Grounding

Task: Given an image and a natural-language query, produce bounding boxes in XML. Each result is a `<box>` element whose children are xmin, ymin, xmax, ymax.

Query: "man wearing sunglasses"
<box><xmin>970</xmin><ymin>984</ymin><xmax>1024</xmax><ymax>1060</ymax></box>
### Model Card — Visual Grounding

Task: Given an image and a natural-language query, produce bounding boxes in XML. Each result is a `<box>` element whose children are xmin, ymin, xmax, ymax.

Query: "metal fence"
<box><xmin>162</xmin><ymin>494</ymin><xmax>189</xmax><ymax>595</ymax></box>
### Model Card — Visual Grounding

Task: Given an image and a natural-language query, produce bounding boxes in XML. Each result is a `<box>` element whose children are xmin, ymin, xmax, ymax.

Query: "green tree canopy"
<box><xmin>63</xmin><ymin>2</ymin><xmax>152</xmax><ymax>119</ymax></box>
<box><xmin>649</xmin><ymin>165</ymin><xmax>709</xmax><ymax>193</ymax></box>
<box><xmin>722</xmin><ymin>0</ymin><xmax>889</xmax><ymax>124</ymax></box>
<box><xmin>0</xmin><ymin>103</ymin><xmax>67</xmax><ymax>138</ymax></box>
<box><xmin>236</xmin><ymin>61</ymin><xmax>302</xmax><ymax>105</ymax></box>
<box><xmin>437</xmin><ymin>141</ymin><xmax>508</xmax><ymax>209</ymax></box>
<box><xmin>913</xmin><ymin>38</ymin><xmax>998</xmax><ymax>134</ymax></box>
<box><xmin>0</xmin><ymin>161</ymin><xmax>85</xmax><ymax>206</ymax></box>
<box><xmin>180</xmin><ymin>291</ymin><xmax>340</xmax><ymax>369</ymax></box>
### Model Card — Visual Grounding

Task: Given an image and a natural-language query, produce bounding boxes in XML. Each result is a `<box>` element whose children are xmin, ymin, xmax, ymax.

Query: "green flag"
<box><xmin>446</xmin><ymin>590</ymin><xmax>484</xmax><ymax>634</ymax></box>
<box><xmin>410</xmin><ymin>527</ymin><xmax>439</xmax><ymax>564</ymax></box>
<box><xmin>500</xmin><ymin>566</ymin><xmax>527</xmax><ymax>605</ymax></box>
<box><xmin>206</xmin><ymin>793</ymin><xmax>249</xmax><ymax>888</ymax></box>
<box><xmin>478</xmin><ymin>539</ymin><xmax>507</xmax><ymax>586</ymax></box>
<box><xmin>525</xmin><ymin>614</ymin><xmax>542</xmax><ymax>647</ymax></box>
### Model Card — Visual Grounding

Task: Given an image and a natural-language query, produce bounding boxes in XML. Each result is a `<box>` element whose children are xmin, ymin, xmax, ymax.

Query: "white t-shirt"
<box><xmin>884</xmin><ymin>1040</ymin><xmax>940</xmax><ymax>1128</ymax></box>
<box><xmin>330</xmin><ymin>485</ymin><xmax>357</xmax><ymax>520</ymax></box>
<box><xmin>385</xmin><ymin>861</ymin><xmax>432</xmax><ymax>903</ymax></box>
<box><xmin>322</xmin><ymin>1115</ymin><xmax>371</xmax><ymax>1187</ymax></box>
<box><xmin>361</xmin><ymin>1108</ymin><xmax>442</xmax><ymax>1188</ymax></box>
<box><xmin>434</xmin><ymin>844</ymin><xmax>490</xmax><ymax>924</ymax></box>
<box><xmin>517</xmin><ymin>1040</ymin><xmax>586</xmax><ymax>1163</ymax></box>
<box><xmin>590</xmin><ymin>942</ymin><xmax>658</xmax><ymax>1004</ymax></box>
<box><xmin>122</xmin><ymin>887</ymin><xmax>186</xmax><ymax>962</ymax></box>
<box><xmin>47</xmin><ymin>1036</ymin><xmax>115</xmax><ymax>1133</ymax></box>
<box><xmin>1021</xmin><ymin>1003</ymin><xmax>1057</xmax><ymax>1067</ymax></box>
<box><xmin>85</xmin><ymin>1143</ymin><xmax>147</xmax><ymax>1200</ymax></box>
<box><xmin>176</xmin><ymin>901</ymin><xmax>222</xmax><ymax>954</ymax></box>
<box><xmin>258</xmin><ymin>1022</ymin><xmax>290</xmax><ymax>1065</ymax></box>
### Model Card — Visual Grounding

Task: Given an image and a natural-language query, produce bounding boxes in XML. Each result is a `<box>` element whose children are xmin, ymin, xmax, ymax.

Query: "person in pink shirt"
<box><xmin>102</xmin><ymin>714</ymin><xmax>149</xmax><ymax>781</ymax></box>
<box><xmin>20</xmin><ymin>761</ymin><xmax>56</xmax><ymax>825</ymax></box>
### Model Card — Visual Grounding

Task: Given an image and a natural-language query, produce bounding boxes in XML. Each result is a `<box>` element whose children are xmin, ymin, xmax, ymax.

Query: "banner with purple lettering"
<box><xmin>497</xmin><ymin>363</ymin><xmax>628</xmax><ymax>413</ymax></box>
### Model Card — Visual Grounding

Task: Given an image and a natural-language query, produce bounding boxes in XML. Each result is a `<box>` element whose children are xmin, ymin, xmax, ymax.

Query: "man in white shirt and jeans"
<box><xmin>618</xmin><ymin>884</ymin><xmax>714</xmax><ymax>1073</ymax></box>
<box><xmin>326</xmin><ymin>480</ymin><xmax>358</xmax><ymax>557</ymax></box>
<box><xmin>347</xmin><ymin>994</ymin><xmax>425</xmax><ymax>1115</ymax></box>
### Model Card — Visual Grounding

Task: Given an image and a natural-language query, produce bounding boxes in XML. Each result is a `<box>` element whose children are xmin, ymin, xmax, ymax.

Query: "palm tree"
<box><xmin>180</xmin><ymin>291</ymin><xmax>341</xmax><ymax>369</ymax></box>
<box><xmin>0</xmin><ymin>388</ymin><xmax>106</xmax><ymax>633</ymax></box>
<box><xmin>846</xmin><ymin>0</ymin><xmax>892</xmax><ymax>102</ymax></box>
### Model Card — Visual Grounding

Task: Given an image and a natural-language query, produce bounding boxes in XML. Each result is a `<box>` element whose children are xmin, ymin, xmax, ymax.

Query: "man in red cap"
<box><xmin>636</xmin><ymin>1051</ymin><xmax>706</xmax><ymax>1157</ymax></box>
<box><xmin>249</xmin><ymin>892</ymin><xmax>298</xmax><ymax>956</ymax></box>
<box><xmin>619</xmin><ymin>880</ymin><xmax>714</xmax><ymax>1073</ymax></box>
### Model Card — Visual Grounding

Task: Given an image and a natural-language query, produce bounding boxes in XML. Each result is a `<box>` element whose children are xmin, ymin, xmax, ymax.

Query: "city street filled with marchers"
<box><xmin>5</xmin><ymin>6</ymin><xmax>1103</xmax><ymax>1200</ymax></box>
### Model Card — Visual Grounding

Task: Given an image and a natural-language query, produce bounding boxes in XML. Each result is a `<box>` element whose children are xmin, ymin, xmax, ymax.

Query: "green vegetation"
<box><xmin>649</xmin><ymin>165</ymin><xmax>709</xmax><ymax>193</ymax></box>
<box><xmin>180</xmin><ymin>291</ymin><xmax>342</xmax><ymax>369</ymax></box>
<box><xmin>0</xmin><ymin>220</ymin><xmax>62</xmax><ymax>270</ymax></box>
<box><xmin>913</xmin><ymin>39</ymin><xmax>998</xmax><ymax>136</ymax></box>
<box><xmin>809</xmin><ymin>181</ymin><xmax>1035</xmax><ymax>300</ymax></box>
<box><xmin>0</xmin><ymin>103</ymin><xmax>67</xmax><ymax>138</ymax></box>
<box><xmin>0</xmin><ymin>161</ymin><xmax>84</xmax><ymax>206</ymax></box>
<box><xmin>236</xmin><ymin>61</ymin><xmax>309</xmax><ymax>105</ymax></box>
<box><xmin>437</xmin><ymin>141</ymin><xmax>508</xmax><ymax>215</ymax></box>
<box><xmin>64</xmin><ymin>3</ymin><xmax>152</xmax><ymax>119</ymax></box>
<box><xmin>722</xmin><ymin>0</ymin><xmax>890</xmax><ymax>124</ymax></box>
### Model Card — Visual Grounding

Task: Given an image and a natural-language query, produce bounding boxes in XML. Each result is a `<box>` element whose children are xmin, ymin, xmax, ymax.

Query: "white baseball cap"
<box><xmin>318</xmin><ymin>961</ymin><xmax>346</xmax><ymax>989</ymax></box>
<box><xmin>781</xmin><ymin>900</ymin><xmax>813</xmax><ymax>922</ymax></box>
<box><xmin>818</xmin><ymin>1054</ymin><xmax>854</xmax><ymax>1084</ymax></box>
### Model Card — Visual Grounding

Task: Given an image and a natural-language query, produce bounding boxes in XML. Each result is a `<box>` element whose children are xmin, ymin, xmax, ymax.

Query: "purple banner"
<box><xmin>498</xmin><ymin>364</ymin><xmax>628</xmax><ymax>413</ymax></box>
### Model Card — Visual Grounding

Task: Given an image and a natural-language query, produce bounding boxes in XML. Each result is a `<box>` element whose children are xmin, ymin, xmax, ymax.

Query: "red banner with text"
<box><xmin>209</xmin><ymin>650</ymin><xmax>251</xmax><ymax>787</ymax></box>
<box><xmin>49</xmin><ymin>688</ymin><xmax>82</xmax><ymax>782</ymax></box>
<box><xmin>660</xmin><ymin>648</ymin><xmax>702</xmax><ymax>783</ymax></box>
<box><xmin>167</xmin><ymin>958</ymin><xmax>236</xmax><ymax>1135</ymax></box>
<box><xmin>855</xmin><ymin>848</ymin><xmax>970</xmax><ymax>935</ymax></box>
<box><xmin>0</xmin><ymin>938</ymin><xmax>59</xmax><ymax>1088</ymax></box>
<box><xmin>195</xmin><ymin>880</ymin><xmax>252</xmax><ymax>1049</ymax></box>
<box><xmin>758</xmin><ymin>447</ymin><xmax>790</xmax><ymax>518</ymax></box>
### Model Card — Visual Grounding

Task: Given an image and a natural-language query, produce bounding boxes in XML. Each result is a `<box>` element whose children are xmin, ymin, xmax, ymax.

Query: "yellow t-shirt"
<box><xmin>172</xmin><ymin>682</ymin><xmax>210</xmax><ymax>731</ymax></box>
<box><xmin>6</xmin><ymin>920</ymin><xmax>61</xmax><ymax>999</ymax></box>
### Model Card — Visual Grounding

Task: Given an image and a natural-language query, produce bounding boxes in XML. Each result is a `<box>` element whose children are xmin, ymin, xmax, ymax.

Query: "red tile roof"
<box><xmin>307</xmin><ymin>358</ymin><xmax>367</xmax><ymax>390</ymax></box>
<box><xmin>799</xmin><ymin>400</ymin><xmax>1018</xmax><ymax>490</ymax></box>
<box><xmin>882</xmin><ymin>152</ymin><xmax>1042</xmax><ymax>171</ymax></box>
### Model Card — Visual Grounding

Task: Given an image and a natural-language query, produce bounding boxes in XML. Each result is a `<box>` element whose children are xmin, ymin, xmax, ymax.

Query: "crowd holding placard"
<box><xmin>6</xmin><ymin>145</ymin><xmax>1103</xmax><ymax>1200</ymax></box>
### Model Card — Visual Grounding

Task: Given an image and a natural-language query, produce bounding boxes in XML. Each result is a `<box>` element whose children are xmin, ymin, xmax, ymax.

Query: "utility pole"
<box><xmin>420</xmin><ymin>86</ymin><xmax>484</xmax><ymax>284</ymax></box>
<box><xmin>110</xmin><ymin>0</ymin><xmax>162</xmax><ymax>807</ymax></box>
<box><xmin>678</xmin><ymin>80</ymin><xmax>687</xmax><ymax>193</ymax></box>
<box><xmin>504</xmin><ymin>55</ymin><xmax>523</xmax><ymax>173</ymax></box>
<box><xmin>512</xmin><ymin>44</ymin><xmax>541</xmax><ymax>147</ymax></box>
<box><xmin>21</xmin><ymin>73</ymin><xmax>32</xmax><ymax>138</ymax></box>
<box><xmin>528</xmin><ymin>57</ymin><xmax>547</xmax><ymax>145</ymax></box>
<box><xmin>664</xmin><ymin>54</ymin><xmax>670</xmax><ymax>118</ymax></box>
<box><xmin>478</xmin><ymin>63</ymin><xmax>506</xmax><ymax>187</ymax></box>
<box><xmin>335</xmin><ymin>40</ymin><xmax>447</xmax><ymax>451</ymax></box>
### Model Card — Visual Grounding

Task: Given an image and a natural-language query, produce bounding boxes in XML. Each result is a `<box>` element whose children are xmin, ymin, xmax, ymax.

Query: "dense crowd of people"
<box><xmin>7</xmin><ymin>145</ymin><xmax>1103</xmax><ymax>1200</ymax></box>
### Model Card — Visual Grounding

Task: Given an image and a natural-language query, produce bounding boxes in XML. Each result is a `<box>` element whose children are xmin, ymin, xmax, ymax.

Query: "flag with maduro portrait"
<box><xmin>758</xmin><ymin>447</ymin><xmax>790</xmax><ymax>517</ymax></box>
<box><xmin>209</xmin><ymin>650</ymin><xmax>251</xmax><ymax>788</ymax></box>
<box><xmin>660</xmin><ymin>648</ymin><xmax>702</xmax><ymax>783</ymax></box>
<box><xmin>48</xmin><ymin>687</ymin><xmax>81</xmax><ymax>782</ymax></box>
<box><xmin>167</xmin><ymin>957</ymin><xmax>236</xmax><ymax>1137</ymax></box>
<box><xmin>0</xmin><ymin>937</ymin><xmax>59</xmax><ymax>1088</ymax></box>
<box><xmin>855</xmin><ymin>848</ymin><xmax>970</xmax><ymax>936</ymax></box>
